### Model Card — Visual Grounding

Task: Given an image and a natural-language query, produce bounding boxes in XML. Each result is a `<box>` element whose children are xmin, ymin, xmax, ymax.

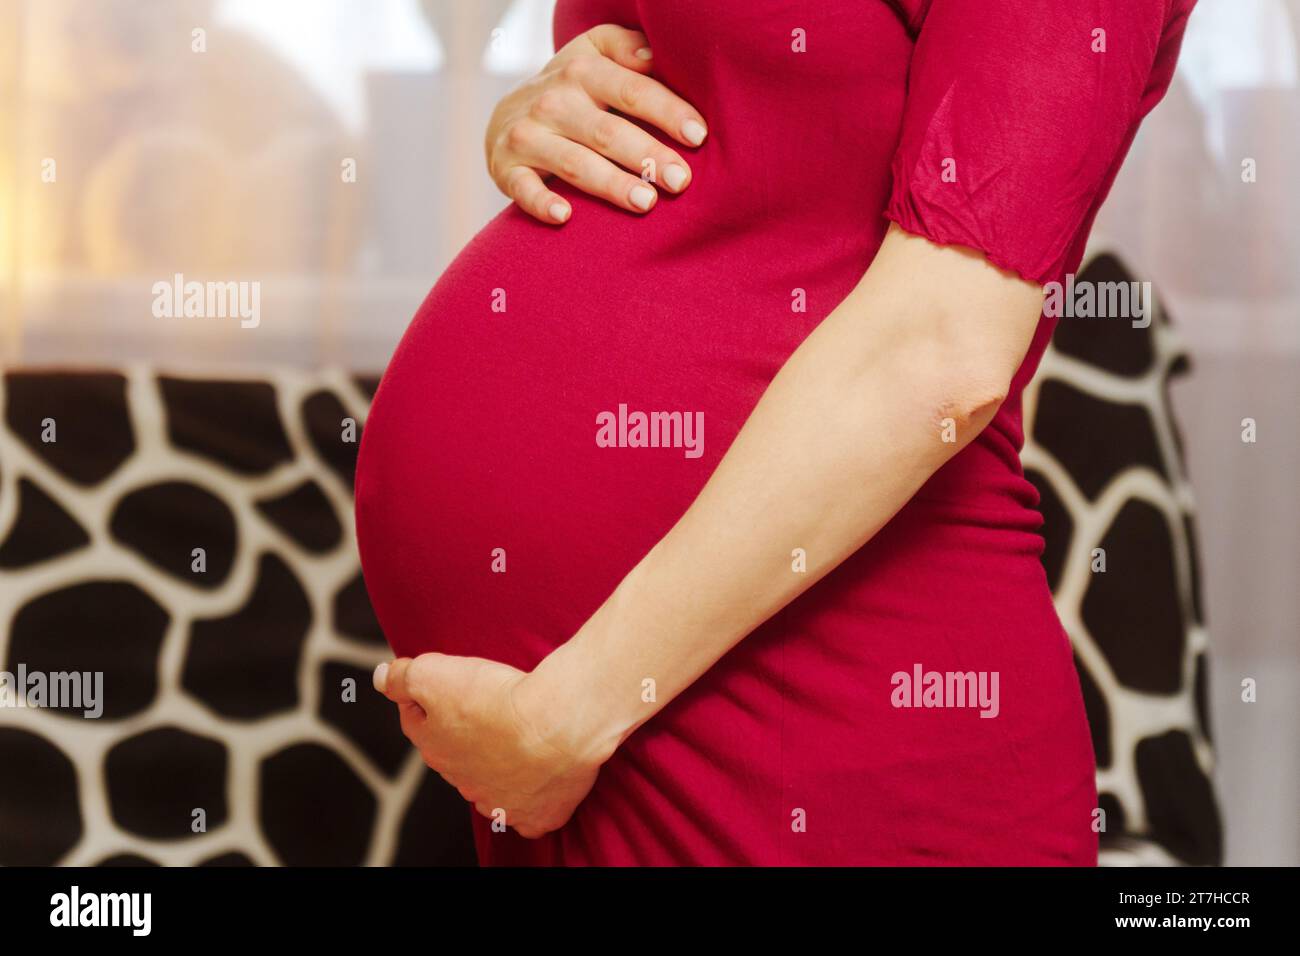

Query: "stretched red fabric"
<box><xmin>355</xmin><ymin>0</ymin><xmax>1196</xmax><ymax>865</ymax></box>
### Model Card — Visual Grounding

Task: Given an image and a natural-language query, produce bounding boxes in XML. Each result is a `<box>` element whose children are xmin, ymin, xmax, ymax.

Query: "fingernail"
<box><xmin>662</xmin><ymin>164</ymin><xmax>688</xmax><ymax>191</ymax></box>
<box><xmin>630</xmin><ymin>184</ymin><xmax>656</xmax><ymax>210</ymax></box>
<box><xmin>549</xmin><ymin>202</ymin><xmax>570</xmax><ymax>222</ymax></box>
<box><xmin>681</xmin><ymin>119</ymin><xmax>707</xmax><ymax>146</ymax></box>
<box><xmin>634</xmin><ymin>47</ymin><xmax>653</xmax><ymax>60</ymax></box>
<box><xmin>372</xmin><ymin>662</ymin><xmax>389</xmax><ymax>693</ymax></box>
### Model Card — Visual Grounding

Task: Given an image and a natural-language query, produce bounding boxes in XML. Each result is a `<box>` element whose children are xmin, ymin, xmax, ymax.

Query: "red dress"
<box><xmin>355</xmin><ymin>0</ymin><xmax>1196</xmax><ymax>864</ymax></box>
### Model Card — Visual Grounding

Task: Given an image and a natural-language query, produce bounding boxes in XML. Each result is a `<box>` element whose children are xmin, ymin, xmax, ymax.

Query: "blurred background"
<box><xmin>0</xmin><ymin>0</ymin><xmax>1295</xmax><ymax>866</ymax></box>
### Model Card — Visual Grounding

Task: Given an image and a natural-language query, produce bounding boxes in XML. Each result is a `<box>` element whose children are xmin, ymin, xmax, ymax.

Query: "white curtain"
<box><xmin>1092</xmin><ymin>0</ymin><xmax>1300</xmax><ymax>866</ymax></box>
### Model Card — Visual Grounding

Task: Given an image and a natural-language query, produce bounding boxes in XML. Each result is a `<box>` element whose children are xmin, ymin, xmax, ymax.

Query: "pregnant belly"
<box><xmin>353</xmin><ymin>187</ymin><xmax>1097</xmax><ymax>865</ymax></box>
<box><xmin>355</xmin><ymin>194</ymin><xmax>862</xmax><ymax>666</ymax></box>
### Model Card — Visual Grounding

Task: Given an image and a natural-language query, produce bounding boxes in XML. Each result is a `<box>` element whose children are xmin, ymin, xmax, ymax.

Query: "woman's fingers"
<box><xmin>580</xmin><ymin>24</ymin><xmax>654</xmax><ymax>73</ymax></box>
<box><xmin>548</xmin><ymin>101</ymin><xmax>692</xmax><ymax>193</ymax></box>
<box><xmin>374</xmin><ymin>652</ymin><xmax>591</xmax><ymax>839</ymax></box>
<box><xmin>576</xmin><ymin>55</ymin><xmax>707</xmax><ymax>149</ymax></box>
<box><xmin>503</xmin><ymin>165</ymin><xmax>572</xmax><ymax>224</ymax></box>
<box><xmin>501</xmin><ymin>91</ymin><xmax>691</xmax><ymax>216</ymax></box>
<box><xmin>377</xmin><ymin>655</ymin><xmax>439</xmax><ymax>714</ymax></box>
<box><xmin>525</xmin><ymin>130</ymin><xmax>660</xmax><ymax>213</ymax></box>
<box><xmin>374</xmin><ymin>658</ymin><xmax>406</xmax><ymax>701</ymax></box>
<box><xmin>486</xmin><ymin>23</ymin><xmax>705</xmax><ymax>219</ymax></box>
<box><xmin>378</xmin><ymin>656</ymin><xmax>434</xmax><ymax>706</ymax></box>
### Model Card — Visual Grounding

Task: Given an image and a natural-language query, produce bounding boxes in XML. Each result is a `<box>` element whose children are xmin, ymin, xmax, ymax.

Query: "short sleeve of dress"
<box><xmin>885</xmin><ymin>0</ymin><xmax>1174</xmax><ymax>285</ymax></box>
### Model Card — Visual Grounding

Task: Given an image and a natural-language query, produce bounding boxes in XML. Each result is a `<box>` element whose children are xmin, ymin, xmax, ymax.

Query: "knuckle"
<box><xmin>502</xmin><ymin>166</ymin><xmax>529</xmax><ymax>199</ymax></box>
<box><xmin>618</xmin><ymin>74</ymin><xmax>649</xmax><ymax>110</ymax></box>
<box><xmin>558</xmin><ymin>148</ymin><xmax>587</xmax><ymax>182</ymax></box>
<box><xmin>503</xmin><ymin>120</ymin><xmax>531</xmax><ymax>151</ymax></box>
<box><xmin>529</xmin><ymin>88</ymin><xmax>564</xmax><ymax>122</ymax></box>
<box><xmin>558</xmin><ymin>56</ymin><xmax>589</xmax><ymax>84</ymax></box>
<box><xmin>590</xmin><ymin>115</ymin><xmax>619</xmax><ymax>151</ymax></box>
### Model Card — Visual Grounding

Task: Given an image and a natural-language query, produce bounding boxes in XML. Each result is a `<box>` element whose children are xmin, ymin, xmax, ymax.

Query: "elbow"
<box><xmin>851</xmin><ymin>222</ymin><xmax>1043</xmax><ymax>442</ymax></box>
<box><xmin>939</xmin><ymin>358</ymin><xmax>1011</xmax><ymax>423</ymax></box>
<box><xmin>930</xmin><ymin>376</ymin><xmax>1008</xmax><ymax>440</ymax></box>
<box><xmin>896</xmin><ymin>338</ymin><xmax>1015</xmax><ymax>445</ymax></box>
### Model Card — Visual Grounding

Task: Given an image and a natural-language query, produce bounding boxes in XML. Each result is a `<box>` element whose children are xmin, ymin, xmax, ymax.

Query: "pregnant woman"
<box><xmin>356</xmin><ymin>0</ymin><xmax>1196</xmax><ymax>865</ymax></box>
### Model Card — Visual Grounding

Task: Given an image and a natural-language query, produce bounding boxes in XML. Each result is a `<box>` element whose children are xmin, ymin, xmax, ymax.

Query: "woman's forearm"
<box><xmin>519</xmin><ymin>226</ymin><xmax>1044</xmax><ymax>763</ymax></box>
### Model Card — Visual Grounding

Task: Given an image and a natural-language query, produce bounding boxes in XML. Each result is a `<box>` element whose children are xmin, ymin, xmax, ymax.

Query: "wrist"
<box><xmin>515</xmin><ymin>649</ymin><xmax>625</xmax><ymax>768</ymax></box>
<box><xmin>518</xmin><ymin>585</ymin><xmax>653</xmax><ymax>767</ymax></box>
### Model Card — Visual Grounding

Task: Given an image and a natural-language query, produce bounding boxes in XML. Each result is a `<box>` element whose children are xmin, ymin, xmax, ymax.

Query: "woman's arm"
<box><xmin>518</xmin><ymin>223</ymin><xmax>1045</xmax><ymax>764</ymax></box>
<box><xmin>377</xmin><ymin>223</ymin><xmax>1044</xmax><ymax>837</ymax></box>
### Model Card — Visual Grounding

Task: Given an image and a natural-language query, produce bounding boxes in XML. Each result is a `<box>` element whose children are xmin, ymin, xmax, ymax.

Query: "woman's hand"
<box><xmin>485</xmin><ymin>23</ymin><xmax>708</xmax><ymax>224</ymax></box>
<box><xmin>374</xmin><ymin>653</ymin><xmax>607</xmax><ymax>839</ymax></box>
